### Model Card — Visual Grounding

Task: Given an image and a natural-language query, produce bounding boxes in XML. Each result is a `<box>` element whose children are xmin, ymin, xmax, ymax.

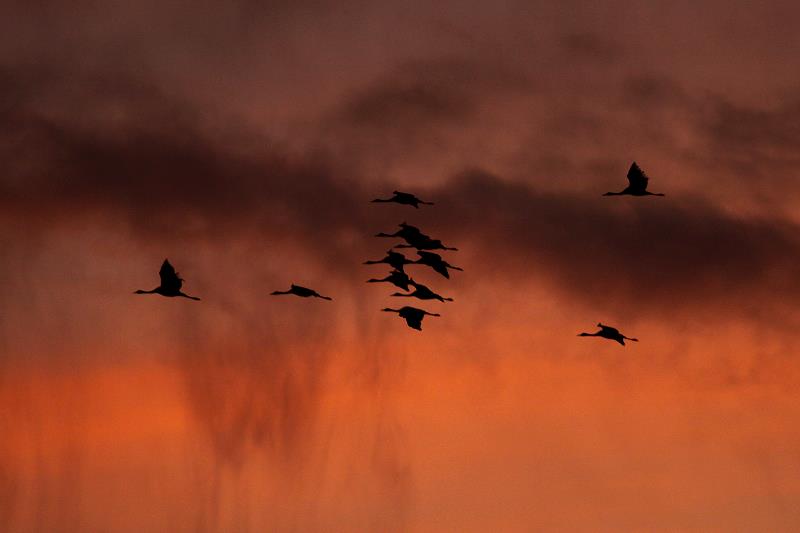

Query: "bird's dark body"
<box><xmin>134</xmin><ymin>259</ymin><xmax>201</xmax><ymax>300</ymax></box>
<box><xmin>604</xmin><ymin>162</ymin><xmax>665</xmax><ymax>197</ymax></box>
<box><xmin>394</xmin><ymin>236</ymin><xmax>458</xmax><ymax>252</ymax></box>
<box><xmin>413</xmin><ymin>251</ymin><xmax>463</xmax><ymax>278</ymax></box>
<box><xmin>375</xmin><ymin>222</ymin><xmax>430</xmax><ymax>242</ymax></box>
<box><xmin>382</xmin><ymin>306</ymin><xmax>440</xmax><ymax>330</ymax></box>
<box><xmin>367</xmin><ymin>269</ymin><xmax>414</xmax><ymax>291</ymax></box>
<box><xmin>363</xmin><ymin>250</ymin><xmax>413</xmax><ymax>273</ymax></box>
<box><xmin>578</xmin><ymin>323</ymin><xmax>638</xmax><ymax>346</ymax></box>
<box><xmin>372</xmin><ymin>191</ymin><xmax>434</xmax><ymax>208</ymax></box>
<box><xmin>271</xmin><ymin>284</ymin><xmax>332</xmax><ymax>300</ymax></box>
<box><xmin>392</xmin><ymin>280</ymin><xmax>453</xmax><ymax>302</ymax></box>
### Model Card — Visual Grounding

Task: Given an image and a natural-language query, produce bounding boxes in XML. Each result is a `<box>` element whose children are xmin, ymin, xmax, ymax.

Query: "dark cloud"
<box><xmin>341</xmin><ymin>60</ymin><xmax>476</xmax><ymax>127</ymax></box>
<box><xmin>4</xmin><ymin>66</ymin><xmax>800</xmax><ymax>323</ymax></box>
<box><xmin>425</xmin><ymin>170</ymin><xmax>800</xmax><ymax>319</ymax></box>
<box><xmin>321</xmin><ymin>56</ymin><xmax>532</xmax><ymax>173</ymax></box>
<box><xmin>0</xmin><ymin>67</ymin><xmax>377</xmax><ymax>268</ymax></box>
<box><xmin>701</xmin><ymin>98</ymin><xmax>800</xmax><ymax>173</ymax></box>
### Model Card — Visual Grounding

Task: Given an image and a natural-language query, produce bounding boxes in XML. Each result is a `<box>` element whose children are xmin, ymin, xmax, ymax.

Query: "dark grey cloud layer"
<box><xmin>3</xmin><ymin>66</ymin><xmax>800</xmax><ymax>320</ymax></box>
<box><xmin>431</xmin><ymin>170</ymin><xmax>800</xmax><ymax>317</ymax></box>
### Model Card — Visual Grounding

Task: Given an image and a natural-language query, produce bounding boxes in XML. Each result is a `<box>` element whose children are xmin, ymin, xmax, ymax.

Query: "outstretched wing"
<box><xmin>409</xmin><ymin>279</ymin><xmax>430</xmax><ymax>292</ymax></box>
<box><xmin>401</xmin><ymin>307</ymin><xmax>429</xmax><ymax>330</ymax></box>
<box><xmin>432</xmin><ymin>263</ymin><xmax>450</xmax><ymax>278</ymax></box>
<box><xmin>627</xmin><ymin>162</ymin><xmax>649</xmax><ymax>192</ymax></box>
<box><xmin>404</xmin><ymin>316</ymin><xmax>423</xmax><ymax>330</ymax></box>
<box><xmin>290</xmin><ymin>284</ymin><xmax>311</xmax><ymax>295</ymax></box>
<box><xmin>159</xmin><ymin>259</ymin><xmax>183</xmax><ymax>291</ymax></box>
<box><xmin>390</xmin><ymin>270</ymin><xmax>410</xmax><ymax>283</ymax></box>
<box><xmin>599</xmin><ymin>325</ymin><xmax>620</xmax><ymax>336</ymax></box>
<box><xmin>393</xmin><ymin>191</ymin><xmax>415</xmax><ymax>202</ymax></box>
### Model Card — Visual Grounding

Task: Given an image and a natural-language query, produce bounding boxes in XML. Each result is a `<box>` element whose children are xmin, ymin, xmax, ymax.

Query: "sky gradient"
<box><xmin>3</xmin><ymin>1</ymin><xmax>800</xmax><ymax>531</ymax></box>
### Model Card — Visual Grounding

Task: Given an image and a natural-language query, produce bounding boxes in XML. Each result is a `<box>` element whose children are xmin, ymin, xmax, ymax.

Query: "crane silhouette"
<box><xmin>372</xmin><ymin>191</ymin><xmax>434</xmax><ymax>208</ymax></box>
<box><xmin>134</xmin><ymin>259</ymin><xmax>201</xmax><ymax>301</ymax></box>
<box><xmin>578</xmin><ymin>323</ymin><xmax>638</xmax><ymax>346</ymax></box>
<box><xmin>375</xmin><ymin>222</ymin><xmax>429</xmax><ymax>241</ymax></box>
<box><xmin>604</xmin><ymin>162</ymin><xmax>665</xmax><ymax>197</ymax></box>
<box><xmin>271</xmin><ymin>284</ymin><xmax>332</xmax><ymax>300</ymax></box>
<box><xmin>367</xmin><ymin>269</ymin><xmax>414</xmax><ymax>291</ymax></box>
<box><xmin>391</xmin><ymin>280</ymin><xmax>453</xmax><ymax>302</ymax></box>
<box><xmin>412</xmin><ymin>251</ymin><xmax>463</xmax><ymax>278</ymax></box>
<box><xmin>394</xmin><ymin>234</ymin><xmax>458</xmax><ymax>252</ymax></box>
<box><xmin>363</xmin><ymin>250</ymin><xmax>414</xmax><ymax>273</ymax></box>
<box><xmin>382</xmin><ymin>306</ymin><xmax>440</xmax><ymax>331</ymax></box>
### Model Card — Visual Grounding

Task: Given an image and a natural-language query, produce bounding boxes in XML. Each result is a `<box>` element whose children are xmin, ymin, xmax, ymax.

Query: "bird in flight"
<box><xmin>382</xmin><ymin>306</ymin><xmax>440</xmax><ymax>331</ymax></box>
<box><xmin>394</xmin><ymin>234</ymin><xmax>458</xmax><ymax>252</ymax></box>
<box><xmin>271</xmin><ymin>284</ymin><xmax>332</xmax><ymax>300</ymax></box>
<box><xmin>363</xmin><ymin>250</ymin><xmax>414</xmax><ymax>273</ymax></box>
<box><xmin>367</xmin><ymin>269</ymin><xmax>415</xmax><ymax>291</ymax></box>
<box><xmin>391</xmin><ymin>280</ymin><xmax>453</xmax><ymax>302</ymax></box>
<box><xmin>377</xmin><ymin>223</ymin><xmax>457</xmax><ymax>251</ymax></box>
<box><xmin>375</xmin><ymin>222</ymin><xmax>430</xmax><ymax>241</ymax></box>
<box><xmin>412</xmin><ymin>251</ymin><xmax>463</xmax><ymax>278</ymax></box>
<box><xmin>578</xmin><ymin>323</ymin><xmax>638</xmax><ymax>346</ymax></box>
<box><xmin>134</xmin><ymin>259</ymin><xmax>201</xmax><ymax>301</ymax></box>
<box><xmin>604</xmin><ymin>162</ymin><xmax>665</xmax><ymax>197</ymax></box>
<box><xmin>372</xmin><ymin>191</ymin><xmax>434</xmax><ymax>208</ymax></box>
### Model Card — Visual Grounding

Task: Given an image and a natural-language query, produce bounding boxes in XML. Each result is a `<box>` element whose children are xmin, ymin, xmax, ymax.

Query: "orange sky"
<box><xmin>3</xmin><ymin>1</ymin><xmax>800</xmax><ymax>531</ymax></box>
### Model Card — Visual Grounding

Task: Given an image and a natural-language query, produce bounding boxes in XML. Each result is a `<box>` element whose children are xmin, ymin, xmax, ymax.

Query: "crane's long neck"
<box><xmin>603</xmin><ymin>191</ymin><xmax>624</xmax><ymax>196</ymax></box>
<box><xmin>134</xmin><ymin>288</ymin><xmax>158</xmax><ymax>294</ymax></box>
<box><xmin>578</xmin><ymin>332</ymin><xmax>599</xmax><ymax>337</ymax></box>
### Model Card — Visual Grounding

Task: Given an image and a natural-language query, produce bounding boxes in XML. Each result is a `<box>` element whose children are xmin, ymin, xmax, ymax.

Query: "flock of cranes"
<box><xmin>135</xmin><ymin>162</ymin><xmax>658</xmax><ymax>343</ymax></box>
<box><xmin>367</xmin><ymin>212</ymin><xmax>461</xmax><ymax>330</ymax></box>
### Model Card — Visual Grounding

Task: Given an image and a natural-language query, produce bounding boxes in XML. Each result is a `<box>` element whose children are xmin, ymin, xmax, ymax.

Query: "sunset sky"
<box><xmin>3</xmin><ymin>1</ymin><xmax>800</xmax><ymax>531</ymax></box>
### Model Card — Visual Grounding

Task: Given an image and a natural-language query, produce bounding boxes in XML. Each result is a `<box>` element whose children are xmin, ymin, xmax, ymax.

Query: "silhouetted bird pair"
<box><xmin>364</xmin><ymin>249</ymin><xmax>463</xmax><ymax>279</ymax></box>
<box><xmin>578</xmin><ymin>161</ymin><xmax>660</xmax><ymax>344</ymax></box>
<box><xmin>368</xmin><ymin>274</ymin><xmax>453</xmax><ymax>302</ymax></box>
<box><xmin>135</xmin><ymin>260</ymin><xmax>331</xmax><ymax>302</ymax></box>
